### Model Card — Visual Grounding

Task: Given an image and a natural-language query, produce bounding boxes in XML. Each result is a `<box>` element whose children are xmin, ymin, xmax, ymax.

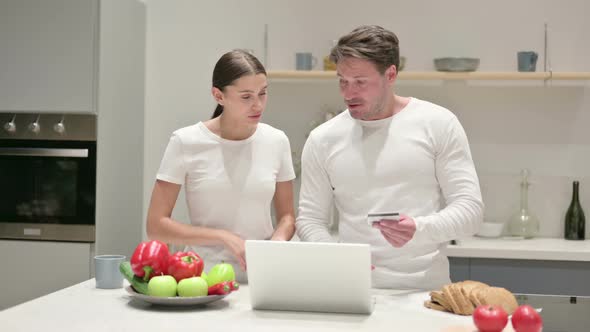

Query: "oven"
<box><xmin>0</xmin><ymin>113</ymin><xmax>96</xmax><ymax>242</ymax></box>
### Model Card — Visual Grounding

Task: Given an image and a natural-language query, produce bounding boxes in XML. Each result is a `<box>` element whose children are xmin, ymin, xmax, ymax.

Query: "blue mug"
<box><xmin>295</xmin><ymin>52</ymin><xmax>317</xmax><ymax>70</ymax></box>
<box><xmin>94</xmin><ymin>255</ymin><xmax>126</xmax><ymax>289</ymax></box>
<box><xmin>517</xmin><ymin>51</ymin><xmax>538</xmax><ymax>72</ymax></box>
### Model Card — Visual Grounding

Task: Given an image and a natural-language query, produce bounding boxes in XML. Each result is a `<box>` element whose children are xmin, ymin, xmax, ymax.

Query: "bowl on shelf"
<box><xmin>434</xmin><ymin>57</ymin><xmax>480</xmax><ymax>72</ymax></box>
<box><xmin>476</xmin><ymin>222</ymin><xmax>505</xmax><ymax>238</ymax></box>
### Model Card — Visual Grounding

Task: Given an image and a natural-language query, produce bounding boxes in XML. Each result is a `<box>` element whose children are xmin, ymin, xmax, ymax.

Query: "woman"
<box><xmin>146</xmin><ymin>50</ymin><xmax>296</xmax><ymax>282</ymax></box>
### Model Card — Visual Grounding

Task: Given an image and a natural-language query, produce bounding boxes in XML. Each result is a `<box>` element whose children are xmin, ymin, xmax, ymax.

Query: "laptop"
<box><xmin>245</xmin><ymin>240</ymin><xmax>374</xmax><ymax>314</ymax></box>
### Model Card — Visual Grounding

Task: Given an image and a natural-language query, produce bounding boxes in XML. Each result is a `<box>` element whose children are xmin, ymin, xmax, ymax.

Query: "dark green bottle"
<box><xmin>565</xmin><ymin>181</ymin><xmax>585</xmax><ymax>240</ymax></box>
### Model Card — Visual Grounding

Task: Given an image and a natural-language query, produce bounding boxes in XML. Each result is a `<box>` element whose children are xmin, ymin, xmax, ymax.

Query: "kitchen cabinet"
<box><xmin>0</xmin><ymin>0</ymin><xmax>97</xmax><ymax>113</ymax></box>
<box><xmin>449</xmin><ymin>257</ymin><xmax>590</xmax><ymax>296</ymax></box>
<box><xmin>0</xmin><ymin>0</ymin><xmax>145</xmax><ymax>310</ymax></box>
<box><xmin>0</xmin><ymin>240</ymin><xmax>93</xmax><ymax>310</ymax></box>
<box><xmin>447</xmin><ymin>237</ymin><xmax>590</xmax><ymax>296</ymax></box>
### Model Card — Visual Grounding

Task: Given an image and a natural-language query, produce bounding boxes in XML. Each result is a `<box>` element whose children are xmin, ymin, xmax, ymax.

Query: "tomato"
<box><xmin>511</xmin><ymin>305</ymin><xmax>543</xmax><ymax>332</ymax></box>
<box><xmin>473</xmin><ymin>305</ymin><xmax>509</xmax><ymax>332</ymax></box>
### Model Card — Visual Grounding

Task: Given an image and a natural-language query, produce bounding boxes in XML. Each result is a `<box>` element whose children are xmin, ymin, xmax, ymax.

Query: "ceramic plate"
<box><xmin>125</xmin><ymin>286</ymin><xmax>229</xmax><ymax>306</ymax></box>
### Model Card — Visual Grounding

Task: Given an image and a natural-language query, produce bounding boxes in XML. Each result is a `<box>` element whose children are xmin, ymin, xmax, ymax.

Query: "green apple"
<box><xmin>177</xmin><ymin>276</ymin><xmax>208</xmax><ymax>297</ymax></box>
<box><xmin>207</xmin><ymin>262</ymin><xmax>235</xmax><ymax>287</ymax></box>
<box><xmin>147</xmin><ymin>275</ymin><xmax>177</xmax><ymax>297</ymax></box>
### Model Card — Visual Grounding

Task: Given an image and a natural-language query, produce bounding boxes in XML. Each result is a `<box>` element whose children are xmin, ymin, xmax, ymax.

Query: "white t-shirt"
<box><xmin>157</xmin><ymin>122</ymin><xmax>296</xmax><ymax>282</ymax></box>
<box><xmin>296</xmin><ymin>97</ymin><xmax>483</xmax><ymax>290</ymax></box>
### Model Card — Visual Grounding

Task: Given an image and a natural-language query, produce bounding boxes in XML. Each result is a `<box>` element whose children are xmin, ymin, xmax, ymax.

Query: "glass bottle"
<box><xmin>508</xmin><ymin>169</ymin><xmax>540</xmax><ymax>238</ymax></box>
<box><xmin>565</xmin><ymin>181</ymin><xmax>585</xmax><ymax>240</ymax></box>
<box><xmin>323</xmin><ymin>40</ymin><xmax>337</xmax><ymax>71</ymax></box>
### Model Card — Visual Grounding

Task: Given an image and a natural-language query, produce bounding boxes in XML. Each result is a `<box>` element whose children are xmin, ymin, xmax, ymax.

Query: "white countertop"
<box><xmin>0</xmin><ymin>279</ymin><xmax>513</xmax><ymax>332</ymax></box>
<box><xmin>445</xmin><ymin>237</ymin><xmax>590</xmax><ymax>261</ymax></box>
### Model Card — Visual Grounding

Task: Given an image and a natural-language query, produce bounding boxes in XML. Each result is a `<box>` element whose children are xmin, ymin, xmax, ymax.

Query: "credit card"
<box><xmin>367</xmin><ymin>212</ymin><xmax>400</xmax><ymax>226</ymax></box>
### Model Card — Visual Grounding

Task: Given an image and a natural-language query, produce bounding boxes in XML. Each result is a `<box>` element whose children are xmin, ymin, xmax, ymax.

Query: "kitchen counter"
<box><xmin>445</xmin><ymin>237</ymin><xmax>590</xmax><ymax>261</ymax></box>
<box><xmin>0</xmin><ymin>279</ymin><xmax>510</xmax><ymax>332</ymax></box>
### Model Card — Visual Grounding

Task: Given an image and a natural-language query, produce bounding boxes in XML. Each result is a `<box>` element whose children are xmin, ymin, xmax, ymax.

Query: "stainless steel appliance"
<box><xmin>0</xmin><ymin>113</ymin><xmax>96</xmax><ymax>242</ymax></box>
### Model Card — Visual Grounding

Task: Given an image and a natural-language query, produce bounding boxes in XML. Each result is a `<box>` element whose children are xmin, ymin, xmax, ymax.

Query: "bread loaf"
<box><xmin>423</xmin><ymin>280</ymin><xmax>518</xmax><ymax>316</ymax></box>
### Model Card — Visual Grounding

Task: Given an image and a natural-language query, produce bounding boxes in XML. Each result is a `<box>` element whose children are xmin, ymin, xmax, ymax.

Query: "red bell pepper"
<box><xmin>130</xmin><ymin>240</ymin><xmax>170</xmax><ymax>282</ymax></box>
<box><xmin>208</xmin><ymin>282</ymin><xmax>231</xmax><ymax>295</ymax></box>
<box><xmin>229</xmin><ymin>280</ymin><xmax>239</xmax><ymax>292</ymax></box>
<box><xmin>167</xmin><ymin>251</ymin><xmax>204</xmax><ymax>282</ymax></box>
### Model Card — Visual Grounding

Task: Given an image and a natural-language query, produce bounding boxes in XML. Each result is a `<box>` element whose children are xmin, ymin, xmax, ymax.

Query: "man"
<box><xmin>295</xmin><ymin>25</ymin><xmax>483</xmax><ymax>290</ymax></box>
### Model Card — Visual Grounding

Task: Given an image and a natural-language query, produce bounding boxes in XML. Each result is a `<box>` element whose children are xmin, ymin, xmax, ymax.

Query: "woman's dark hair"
<box><xmin>211</xmin><ymin>50</ymin><xmax>267</xmax><ymax>119</ymax></box>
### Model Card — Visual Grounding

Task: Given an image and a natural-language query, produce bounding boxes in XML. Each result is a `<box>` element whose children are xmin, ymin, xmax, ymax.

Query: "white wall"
<box><xmin>144</xmin><ymin>1</ymin><xmax>270</xmax><ymax>234</ymax></box>
<box><xmin>145</xmin><ymin>0</ymin><xmax>590</xmax><ymax>239</ymax></box>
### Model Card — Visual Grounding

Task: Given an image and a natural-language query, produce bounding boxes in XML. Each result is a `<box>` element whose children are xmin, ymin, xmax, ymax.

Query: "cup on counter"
<box><xmin>476</xmin><ymin>222</ymin><xmax>505</xmax><ymax>238</ymax></box>
<box><xmin>94</xmin><ymin>254</ymin><xmax>126</xmax><ymax>289</ymax></box>
<box><xmin>517</xmin><ymin>51</ymin><xmax>538</xmax><ymax>72</ymax></box>
<box><xmin>295</xmin><ymin>52</ymin><xmax>317</xmax><ymax>70</ymax></box>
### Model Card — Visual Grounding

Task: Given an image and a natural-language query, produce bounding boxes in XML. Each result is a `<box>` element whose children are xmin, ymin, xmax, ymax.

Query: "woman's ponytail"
<box><xmin>211</xmin><ymin>104</ymin><xmax>223</xmax><ymax>119</ymax></box>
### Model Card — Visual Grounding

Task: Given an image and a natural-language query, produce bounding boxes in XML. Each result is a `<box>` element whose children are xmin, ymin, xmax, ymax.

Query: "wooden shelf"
<box><xmin>549</xmin><ymin>72</ymin><xmax>590</xmax><ymax>80</ymax></box>
<box><xmin>268</xmin><ymin>70</ymin><xmax>590</xmax><ymax>81</ymax></box>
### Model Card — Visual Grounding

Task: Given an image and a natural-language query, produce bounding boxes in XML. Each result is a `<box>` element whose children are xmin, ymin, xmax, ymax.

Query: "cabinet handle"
<box><xmin>0</xmin><ymin>148</ymin><xmax>88</xmax><ymax>158</ymax></box>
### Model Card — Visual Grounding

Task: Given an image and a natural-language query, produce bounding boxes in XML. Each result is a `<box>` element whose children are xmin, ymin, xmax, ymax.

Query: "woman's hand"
<box><xmin>221</xmin><ymin>230</ymin><xmax>247</xmax><ymax>271</ymax></box>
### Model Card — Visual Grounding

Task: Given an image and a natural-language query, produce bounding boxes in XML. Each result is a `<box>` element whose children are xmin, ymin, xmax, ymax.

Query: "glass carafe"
<box><xmin>508</xmin><ymin>169</ymin><xmax>540</xmax><ymax>238</ymax></box>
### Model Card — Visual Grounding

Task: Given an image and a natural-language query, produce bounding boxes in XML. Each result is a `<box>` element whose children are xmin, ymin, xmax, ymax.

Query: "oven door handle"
<box><xmin>0</xmin><ymin>147</ymin><xmax>89</xmax><ymax>158</ymax></box>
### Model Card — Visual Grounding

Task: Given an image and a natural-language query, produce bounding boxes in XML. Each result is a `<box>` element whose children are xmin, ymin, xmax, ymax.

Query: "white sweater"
<box><xmin>157</xmin><ymin>122</ymin><xmax>295</xmax><ymax>282</ymax></box>
<box><xmin>296</xmin><ymin>97</ymin><xmax>483</xmax><ymax>290</ymax></box>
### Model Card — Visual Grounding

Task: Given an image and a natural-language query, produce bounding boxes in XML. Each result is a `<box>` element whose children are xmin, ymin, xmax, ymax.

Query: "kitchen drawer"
<box><xmin>450</xmin><ymin>257</ymin><xmax>590</xmax><ymax>296</ymax></box>
<box><xmin>516</xmin><ymin>294</ymin><xmax>590</xmax><ymax>332</ymax></box>
<box><xmin>0</xmin><ymin>240</ymin><xmax>92</xmax><ymax>310</ymax></box>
